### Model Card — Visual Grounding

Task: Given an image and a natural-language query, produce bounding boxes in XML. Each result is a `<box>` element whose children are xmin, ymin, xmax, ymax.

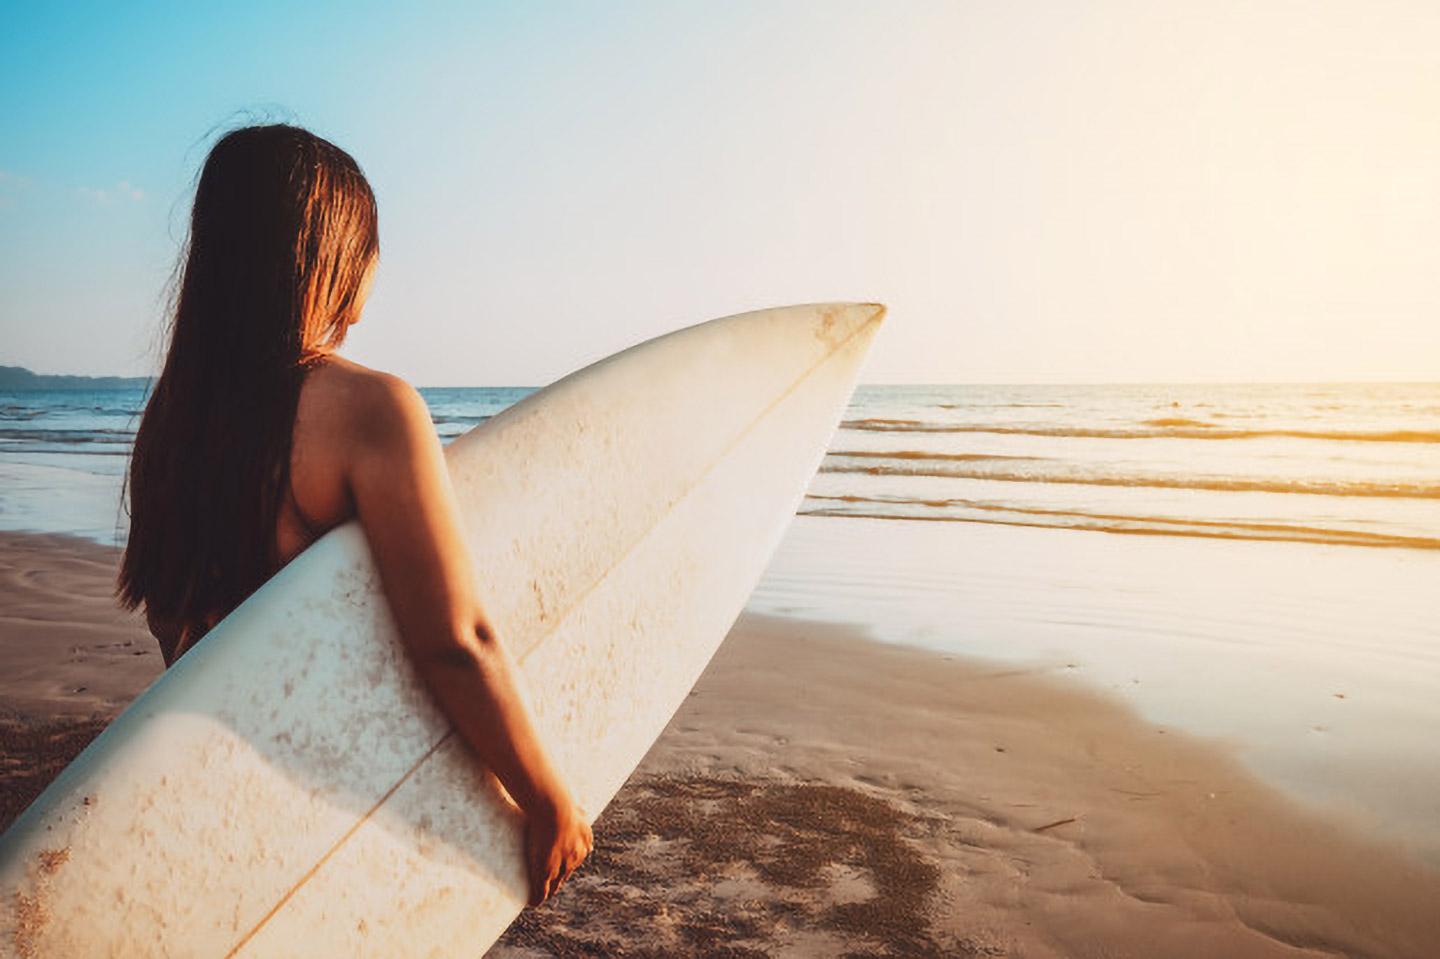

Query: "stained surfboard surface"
<box><xmin>0</xmin><ymin>302</ymin><xmax>884</xmax><ymax>958</ymax></box>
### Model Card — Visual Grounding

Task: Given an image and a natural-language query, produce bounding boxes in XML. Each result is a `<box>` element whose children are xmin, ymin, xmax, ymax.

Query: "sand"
<box><xmin>3</xmin><ymin>530</ymin><xmax>1438</xmax><ymax>958</ymax></box>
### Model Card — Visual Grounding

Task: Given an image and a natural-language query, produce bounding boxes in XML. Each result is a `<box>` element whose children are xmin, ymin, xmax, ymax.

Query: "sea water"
<box><xmin>812</xmin><ymin>382</ymin><xmax>1440</xmax><ymax>547</ymax></box>
<box><xmin>3</xmin><ymin>382</ymin><xmax>1439</xmax><ymax>864</ymax></box>
<box><xmin>0</xmin><ymin>386</ymin><xmax>534</xmax><ymax>544</ymax></box>
<box><xmin>5</xmin><ymin>382</ymin><xmax>1439</xmax><ymax>548</ymax></box>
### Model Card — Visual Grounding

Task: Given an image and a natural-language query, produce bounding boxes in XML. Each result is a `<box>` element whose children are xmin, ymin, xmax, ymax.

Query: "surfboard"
<box><xmin>0</xmin><ymin>302</ymin><xmax>883</xmax><ymax>958</ymax></box>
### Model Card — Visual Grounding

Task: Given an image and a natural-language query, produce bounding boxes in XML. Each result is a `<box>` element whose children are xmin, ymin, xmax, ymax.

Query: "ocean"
<box><xmin>4</xmin><ymin>382</ymin><xmax>1439</xmax><ymax>550</ymax></box>
<box><xmin>3</xmin><ymin>381</ymin><xmax>1439</xmax><ymax>864</ymax></box>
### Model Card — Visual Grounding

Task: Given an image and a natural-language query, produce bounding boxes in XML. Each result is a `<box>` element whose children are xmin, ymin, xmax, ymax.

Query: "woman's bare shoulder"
<box><xmin>303</xmin><ymin>356</ymin><xmax>432</xmax><ymax>447</ymax></box>
<box><xmin>306</xmin><ymin>355</ymin><xmax>416</xmax><ymax>405</ymax></box>
<box><xmin>283</xmin><ymin>357</ymin><xmax>438</xmax><ymax>561</ymax></box>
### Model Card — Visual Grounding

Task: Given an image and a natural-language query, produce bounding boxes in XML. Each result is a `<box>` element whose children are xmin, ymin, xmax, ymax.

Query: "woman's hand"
<box><xmin>524</xmin><ymin>798</ymin><xmax>593</xmax><ymax>906</ymax></box>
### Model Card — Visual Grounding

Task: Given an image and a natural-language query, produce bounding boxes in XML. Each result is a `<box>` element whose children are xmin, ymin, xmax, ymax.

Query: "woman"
<box><xmin>118</xmin><ymin>124</ymin><xmax>591</xmax><ymax>907</ymax></box>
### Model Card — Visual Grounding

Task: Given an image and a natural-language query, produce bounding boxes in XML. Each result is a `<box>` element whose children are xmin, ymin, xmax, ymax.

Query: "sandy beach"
<box><xmin>3</xmin><ymin>529</ymin><xmax>1439</xmax><ymax>958</ymax></box>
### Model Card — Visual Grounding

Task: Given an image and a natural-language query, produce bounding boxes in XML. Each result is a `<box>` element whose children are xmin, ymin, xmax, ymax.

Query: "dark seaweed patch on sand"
<box><xmin>0</xmin><ymin>715</ymin><xmax>109</xmax><ymax>832</ymax></box>
<box><xmin>496</xmin><ymin>774</ymin><xmax>988</xmax><ymax>958</ymax></box>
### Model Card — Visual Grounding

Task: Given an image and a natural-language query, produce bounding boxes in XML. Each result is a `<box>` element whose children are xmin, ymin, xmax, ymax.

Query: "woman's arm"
<box><xmin>342</xmin><ymin>371</ymin><xmax>591</xmax><ymax>906</ymax></box>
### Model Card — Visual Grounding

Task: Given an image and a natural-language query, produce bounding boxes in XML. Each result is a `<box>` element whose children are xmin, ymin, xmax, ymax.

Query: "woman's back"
<box><xmin>146</xmin><ymin>357</ymin><xmax>391</xmax><ymax>661</ymax></box>
<box><xmin>277</xmin><ymin>357</ymin><xmax>388</xmax><ymax>567</ymax></box>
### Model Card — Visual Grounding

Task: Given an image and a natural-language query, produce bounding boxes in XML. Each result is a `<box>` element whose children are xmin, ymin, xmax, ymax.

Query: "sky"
<box><xmin>3</xmin><ymin>0</ymin><xmax>1439</xmax><ymax>385</ymax></box>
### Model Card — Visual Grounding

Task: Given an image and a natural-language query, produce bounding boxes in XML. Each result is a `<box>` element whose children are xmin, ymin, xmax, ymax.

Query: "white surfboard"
<box><xmin>0</xmin><ymin>302</ymin><xmax>883</xmax><ymax>958</ymax></box>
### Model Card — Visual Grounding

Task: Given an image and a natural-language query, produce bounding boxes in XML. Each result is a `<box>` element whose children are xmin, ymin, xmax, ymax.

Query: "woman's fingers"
<box><xmin>525</xmin><ymin>823</ymin><xmax>550</xmax><ymax>906</ymax></box>
<box><xmin>528</xmin><ymin>858</ymin><xmax>545</xmax><ymax>907</ymax></box>
<box><xmin>539</xmin><ymin>858</ymin><xmax>566</xmax><ymax>905</ymax></box>
<box><xmin>526</xmin><ymin>843</ymin><xmax>567</xmax><ymax>906</ymax></box>
<box><xmin>525</xmin><ymin>803</ymin><xmax>593</xmax><ymax>907</ymax></box>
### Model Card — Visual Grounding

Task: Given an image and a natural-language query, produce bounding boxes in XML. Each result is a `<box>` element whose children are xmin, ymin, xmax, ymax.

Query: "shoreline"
<box><xmin>751</xmin><ymin>514</ymin><xmax>1440</xmax><ymax>870</ymax></box>
<box><xmin>3</xmin><ymin>530</ymin><xmax>1438</xmax><ymax>956</ymax></box>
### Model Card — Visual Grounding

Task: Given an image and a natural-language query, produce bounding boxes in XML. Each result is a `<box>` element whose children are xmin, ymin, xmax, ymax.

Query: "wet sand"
<box><xmin>3</xmin><ymin>530</ymin><xmax>1439</xmax><ymax>957</ymax></box>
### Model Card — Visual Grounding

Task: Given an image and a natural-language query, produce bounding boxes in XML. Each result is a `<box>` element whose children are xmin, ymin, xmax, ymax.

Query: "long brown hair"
<box><xmin>119</xmin><ymin>125</ymin><xmax>379</xmax><ymax>637</ymax></box>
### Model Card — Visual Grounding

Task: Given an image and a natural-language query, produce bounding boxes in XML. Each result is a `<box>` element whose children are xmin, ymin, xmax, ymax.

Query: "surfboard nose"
<box><xmin>857</xmin><ymin>302</ymin><xmax>887</xmax><ymax>323</ymax></box>
<box><xmin>803</xmin><ymin>301</ymin><xmax>885</xmax><ymax>358</ymax></box>
<box><xmin>821</xmin><ymin>301</ymin><xmax>886</xmax><ymax>337</ymax></box>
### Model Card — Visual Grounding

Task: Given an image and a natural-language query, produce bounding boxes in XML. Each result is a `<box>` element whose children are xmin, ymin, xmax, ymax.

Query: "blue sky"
<box><xmin>4</xmin><ymin>1</ymin><xmax>1440</xmax><ymax>384</ymax></box>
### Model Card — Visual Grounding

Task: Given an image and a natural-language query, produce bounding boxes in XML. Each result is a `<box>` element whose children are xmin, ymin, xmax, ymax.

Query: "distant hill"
<box><xmin>0</xmin><ymin>365</ymin><xmax>151</xmax><ymax>391</ymax></box>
